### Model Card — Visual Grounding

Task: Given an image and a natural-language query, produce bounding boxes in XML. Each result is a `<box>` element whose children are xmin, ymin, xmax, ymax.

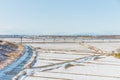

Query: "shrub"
<box><xmin>114</xmin><ymin>53</ymin><xmax>120</xmax><ymax>59</ymax></box>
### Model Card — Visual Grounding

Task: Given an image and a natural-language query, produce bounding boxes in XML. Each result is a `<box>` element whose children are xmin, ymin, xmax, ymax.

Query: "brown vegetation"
<box><xmin>0</xmin><ymin>41</ymin><xmax>24</xmax><ymax>69</ymax></box>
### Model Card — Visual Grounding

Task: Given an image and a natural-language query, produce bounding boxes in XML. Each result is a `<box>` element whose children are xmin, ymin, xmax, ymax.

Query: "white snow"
<box><xmin>2</xmin><ymin>38</ymin><xmax>120</xmax><ymax>80</ymax></box>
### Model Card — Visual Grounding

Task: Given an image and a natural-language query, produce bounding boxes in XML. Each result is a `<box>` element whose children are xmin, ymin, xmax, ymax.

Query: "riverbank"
<box><xmin>0</xmin><ymin>41</ymin><xmax>24</xmax><ymax>69</ymax></box>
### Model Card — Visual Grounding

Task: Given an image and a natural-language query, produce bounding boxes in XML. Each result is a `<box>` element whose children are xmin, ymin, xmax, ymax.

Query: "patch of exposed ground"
<box><xmin>0</xmin><ymin>40</ymin><xmax>24</xmax><ymax>69</ymax></box>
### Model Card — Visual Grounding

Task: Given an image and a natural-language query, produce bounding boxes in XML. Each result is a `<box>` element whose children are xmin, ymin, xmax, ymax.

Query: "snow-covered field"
<box><xmin>23</xmin><ymin>41</ymin><xmax>120</xmax><ymax>80</ymax></box>
<box><xmin>1</xmin><ymin>38</ymin><xmax>120</xmax><ymax>80</ymax></box>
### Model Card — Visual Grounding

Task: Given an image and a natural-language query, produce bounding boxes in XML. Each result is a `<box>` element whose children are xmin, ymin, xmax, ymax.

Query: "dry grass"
<box><xmin>6</xmin><ymin>44</ymin><xmax>24</xmax><ymax>59</ymax></box>
<box><xmin>64</xmin><ymin>64</ymin><xmax>74</xmax><ymax>69</ymax></box>
<box><xmin>111</xmin><ymin>48</ymin><xmax>120</xmax><ymax>59</ymax></box>
<box><xmin>79</xmin><ymin>42</ymin><xmax>103</xmax><ymax>54</ymax></box>
<box><xmin>114</xmin><ymin>54</ymin><xmax>120</xmax><ymax>59</ymax></box>
<box><xmin>0</xmin><ymin>41</ymin><xmax>24</xmax><ymax>69</ymax></box>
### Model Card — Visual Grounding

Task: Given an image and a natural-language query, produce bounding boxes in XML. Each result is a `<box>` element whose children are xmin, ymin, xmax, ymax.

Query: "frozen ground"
<box><xmin>0</xmin><ymin>46</ymin><xmax>33</xmax><ymax>80</ymax></box>
<box><xmin>22</xmin><ymin>41</ymin><xmax>120</xmax><ymax>80</ymax></box>
<box><xmin>1</xmin><ymin>38</ymin><xmax>120</xmax><ymax>80</ymax></box>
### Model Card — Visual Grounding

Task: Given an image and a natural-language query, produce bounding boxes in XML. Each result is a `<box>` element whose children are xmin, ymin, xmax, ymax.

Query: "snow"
<box><xmin>22</xmin><ymin>42</ymin><xmax>120</xmax><ymax>80</ymax></box>
<box><xmin>87</xmin><ymin>43</ymin><xmax>120</xmax><ymax>53</ymax></box>
<box><xmin>25</xmin><ymin>56</ymin><xmax>120</xmax><ymax>80</ymax></box>
<box><xmin>1</xmin><ymin>38</ymin><xmax>120</xmax><ymax>80</ymax></box>
<box><xmin>0</xmin><ymin>46</ymin><xmax>33</xmax><ymax>80</ymax></box>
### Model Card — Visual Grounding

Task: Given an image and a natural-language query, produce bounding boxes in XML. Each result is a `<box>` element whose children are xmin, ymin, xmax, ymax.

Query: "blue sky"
<box><xmin>0</xmin><ymin>0</ymin><xmax>120</xmax><ymax>35</ymax></box>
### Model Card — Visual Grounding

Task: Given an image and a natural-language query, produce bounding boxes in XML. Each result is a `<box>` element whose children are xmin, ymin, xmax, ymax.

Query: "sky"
<box><xmin>0</xmin><ymin>0</ymin><xmax>120</xmax><ymax>35</ymax></box>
